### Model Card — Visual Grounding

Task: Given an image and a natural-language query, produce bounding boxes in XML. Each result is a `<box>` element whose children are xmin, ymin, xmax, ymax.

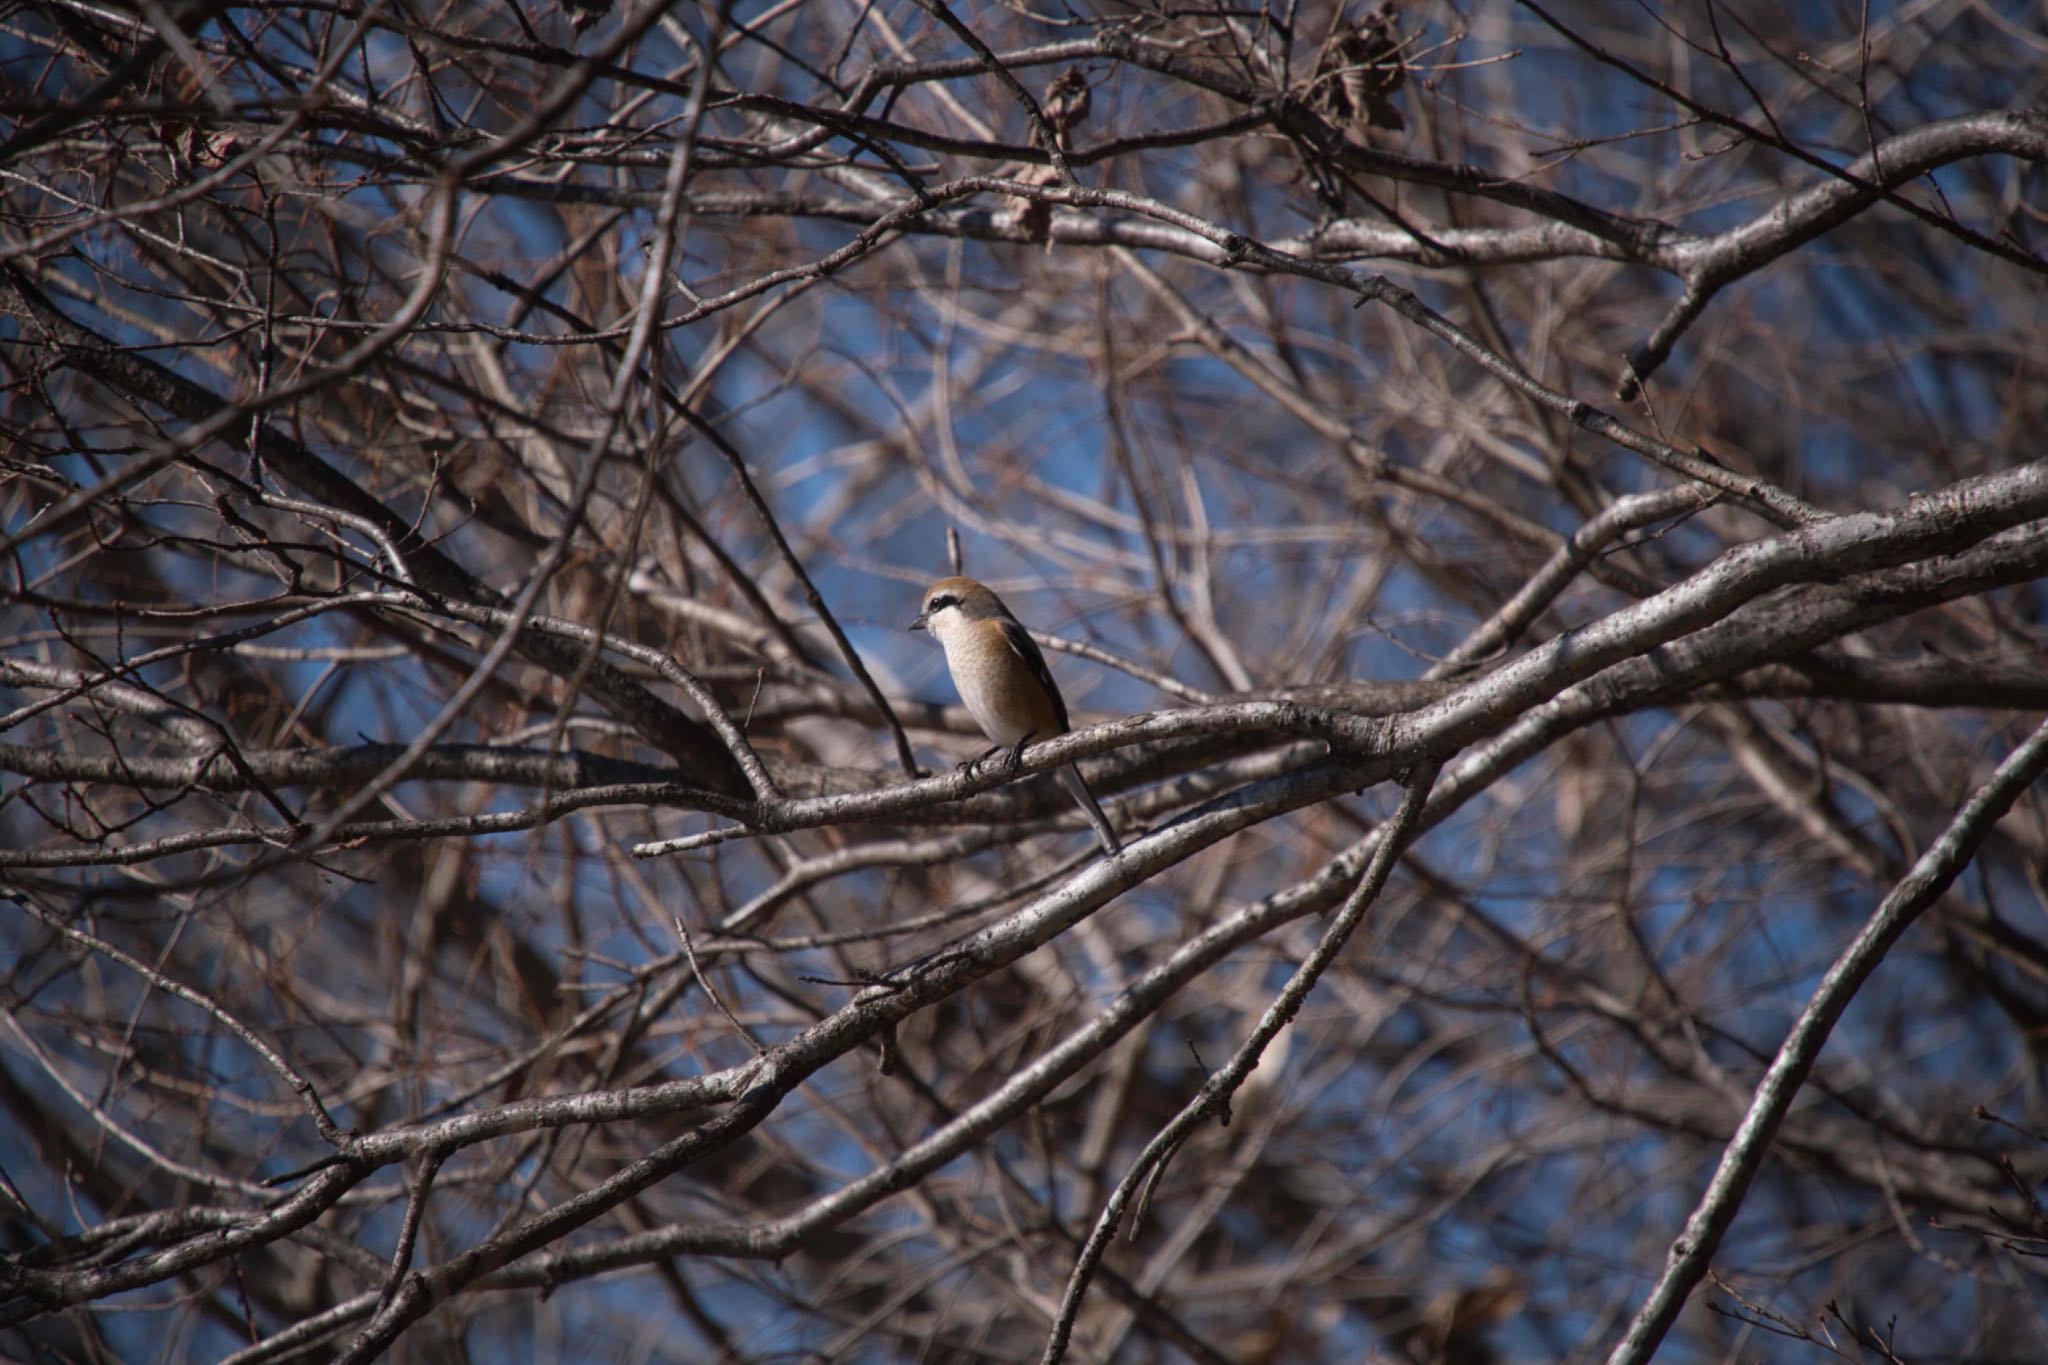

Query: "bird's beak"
<box><xmin>908</xmin><ymin>611</ymin><xmax>927</xmax><ymax>632</ymax></box>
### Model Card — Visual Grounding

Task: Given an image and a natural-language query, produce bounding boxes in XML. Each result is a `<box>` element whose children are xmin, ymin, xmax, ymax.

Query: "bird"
<box><xmin>910</xmin><ymin>576</ymin><xmax>1121</xmax><ymax>855</ymax></box>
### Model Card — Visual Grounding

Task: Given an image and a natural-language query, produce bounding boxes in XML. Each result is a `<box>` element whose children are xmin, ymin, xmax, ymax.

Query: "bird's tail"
<box><xmin>1058</xmin><ymin>764</ymin><xmax>1121</xmax><ymax>856</ymax></box>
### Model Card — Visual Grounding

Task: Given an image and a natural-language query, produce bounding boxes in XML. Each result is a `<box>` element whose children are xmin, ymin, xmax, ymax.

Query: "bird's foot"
<box><xmin>960</xmin><ymin>743</ymin><xmax>1006</xmax><ymax>776</ymax></box>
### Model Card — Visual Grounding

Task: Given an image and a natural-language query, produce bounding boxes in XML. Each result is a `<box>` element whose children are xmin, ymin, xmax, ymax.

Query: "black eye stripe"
<box><xmin>929</xmin><ymin>594</ymin><xmax>959</xmax><ymax>613</ymax></box>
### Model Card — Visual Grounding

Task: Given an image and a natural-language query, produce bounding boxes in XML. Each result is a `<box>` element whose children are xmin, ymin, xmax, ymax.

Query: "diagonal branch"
<box><xmin>1041</xmin><ymin>766</ymin><xmax>1438</xmax><ymax>1364</ymax></box>
<box><xmin>1604</xmin><ymin>714</ymin><xmax>2048</xmax><ymax>1365</ymax></box>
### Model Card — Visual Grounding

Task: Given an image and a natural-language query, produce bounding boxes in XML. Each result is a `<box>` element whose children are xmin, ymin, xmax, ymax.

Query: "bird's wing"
<box><xmin>998</xmin><ymin>616</ymin><xmax>1070</xmax><ymax>733</ymax></box>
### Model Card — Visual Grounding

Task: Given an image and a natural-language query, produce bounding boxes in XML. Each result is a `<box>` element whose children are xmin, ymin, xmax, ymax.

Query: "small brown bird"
<box><xmin>910</xmin><ymin>576</ymin><xmax>1121</xmax><ymax>855</ymax></box>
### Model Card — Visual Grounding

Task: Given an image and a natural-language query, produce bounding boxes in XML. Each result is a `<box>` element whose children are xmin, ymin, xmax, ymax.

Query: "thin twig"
<box><xmin>370</xmin><ymin>1147</ymin><xmax>448</xmax><ymax>1317</ymax></box>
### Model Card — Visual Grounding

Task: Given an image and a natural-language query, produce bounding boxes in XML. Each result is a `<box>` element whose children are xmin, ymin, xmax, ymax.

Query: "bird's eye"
<box><xmin>928</xmin><ymin>594</ymin><xmax>958</xmax><ymax>613</ymax></box>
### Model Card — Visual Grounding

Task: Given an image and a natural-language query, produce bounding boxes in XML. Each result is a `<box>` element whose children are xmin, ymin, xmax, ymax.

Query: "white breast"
<box><xmin>941</xmin><ymin>625</ymin><xmax>1030</xmax><ymax>743</ymax></box>
<box><xmin>931</xmin><ymin>614</ymin><xmax>1045</xmax><ymax>745</ymax></box>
